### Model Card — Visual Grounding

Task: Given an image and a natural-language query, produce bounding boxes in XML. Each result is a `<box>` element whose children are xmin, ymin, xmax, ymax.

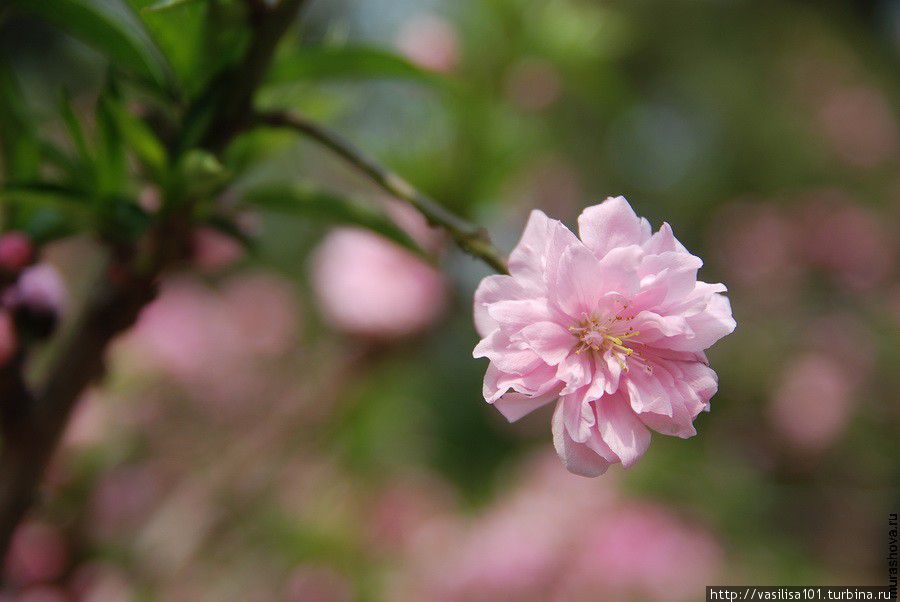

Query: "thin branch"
<box><xmin>252</xmin><ymin>110</ymin><xmax>509</xmax><ymax>275</ymax></box>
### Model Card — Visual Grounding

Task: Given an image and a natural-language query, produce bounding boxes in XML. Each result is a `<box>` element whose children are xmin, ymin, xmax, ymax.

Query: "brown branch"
<box><xmin>0</xmin><ymin>265</ymin><xmax>158</xmax><ymax>555</ymax></box>
<box><xmin>0</xmin><ymin>0</ymin><xmax>308</xmax><ymax>560</ymax></box>
<box><xmin>253</xmin><ymin>110</ymin><xmax>510</xmax><ymax>275</ymax></box>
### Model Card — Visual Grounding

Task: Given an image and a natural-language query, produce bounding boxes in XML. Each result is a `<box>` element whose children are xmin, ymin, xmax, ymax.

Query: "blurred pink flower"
<box><xmin>708</xmin><ymin>202</ymin><xmax>802</xmax><ymax>303</ymax></box>
<box><xmin>396</xmin><ymin>14</ymin><xmax>459</xmax><ymax>73</ymax></box>
<box><xmin>397</xmin><ymin>454</ymin><xmax>616</xmax><ymax>602</ymax></box>
<box><xmin>0</xmin><ymin>232</ymin><xmax>34</xmax><ymax>274</ymax></box>
<box><xmin>63</xmin><ymin>392</ymin><xmax>109</xmax><ymax>449</ymax></box>
<box><xmin>13</xmin><ymin>587</ymin><xmax>68</xmax><ymax>602</ymax></box>
<box><xmin>284</xmin><ymin>566</ymin><xmax>352</xmax><ymax>602</ymax></box>
<box><xmin>794</xmin><ymin>192</ymin><xmax>894</xmax><ymax>292</ymax></box>
<box><xmin>768</xmin><ymin>353</ymin><xmax>854</xmax><ymax>452</ymax></box>
<box><xmin>367</xmin><ymin>475</ymin><xmax>457</xmax><ymax>554</ymax></box>
<box><xmin>558</xmin><ymin>504</ymin><xmax>722</xmax><ymax>601</ymax></box>
<box><xmin>473</xmin><ymin>197</ymin><xmax>735</xmax><ymax>475</ymax></box>
<box><xmin>117</xmin><ymin>272</ymin><xmax>298</xmax><ymax>413</ymax></box>
<box><xmin>221</xmin><ymin>272</ymin><xmax>299</xmax><ymax>357</ymax></box>
<box><xmin>3</xmin><ymin>520</ymin><xmax>68</xmax><ymax>587</ymax></box>
<box><xmin>192</xmin><ymin>227</ymin><xmax>245</xmax><ymax>272</ymax></box>
<box><xmin>311</xmin><ymin>228</ymin><xmax>447</xmax><ymax>339</ymax></box>
<box><xmin>69</xmin><ymin>562</ymin><xmax>135</xmax><ymax>602</ymax></box>
<box><xmin>394</xmin><ymin>453</ymin><xmax>720</xmax><ymax>602</ymax></box>
<box><xmin>90</xmin><ymin>463</ymin><xmax>163</xmax><ymax>540</ymax></box>
<box><xmin>4</xmin><ymin>264</ymin><xmax>68</xmax><ymax>317</ymax></box>
<box><xmin>504</xmin><ymin>58</ymin><xmax>563</xmax><ymax>112</ymax></box>
<box><xmin>817</xmin><ymin>84</ymin><xmax>899</xmax><ymax>168</ymax></box>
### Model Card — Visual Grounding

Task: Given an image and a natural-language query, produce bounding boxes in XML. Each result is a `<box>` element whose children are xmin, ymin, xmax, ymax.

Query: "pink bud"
<box><xmin>0</xmin><ymin>232</ymin><xmax>34</xmax><ymax>273</ymax></box>
<box><xmin>3</xmin><ymin>520</ymin><xmax>68</xmax><ymax>587</ymax></box>
<box><xmin>192</xmin><ymin>227</ymin><xmax>245</xmax><ymax>273</ymax></box>
<box><xmin>311</xmin><ymin>228</ymin><xmax>447</xmax><ymax>339</ymax></box>
<box><xmin>396</xmin><ymin>15</ymin><xmax>460</xmax><ymax>73</ymax></box>
<box><xmin>6</xmin><ymin>264</ymin><xmax>68</xmax><ymax>317</ymax></box>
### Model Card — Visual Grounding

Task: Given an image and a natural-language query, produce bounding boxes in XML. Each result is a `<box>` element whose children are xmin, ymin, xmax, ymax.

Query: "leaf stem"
<box><xmin>253</xmin><ymin>110</ymin><xmax>509</xmax><ymax>274</ymax></box>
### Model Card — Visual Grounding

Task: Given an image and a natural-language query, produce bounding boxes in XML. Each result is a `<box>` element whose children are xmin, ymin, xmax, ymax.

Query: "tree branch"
<box><xmin>0</xmin><ymin>0</ymin><xmax>309</xmax><ymax>559</ymax></box>
<box><xmin>252</xmin><ymin>110</ymin><xmax>510</xmax><ymax>275</ymax></box>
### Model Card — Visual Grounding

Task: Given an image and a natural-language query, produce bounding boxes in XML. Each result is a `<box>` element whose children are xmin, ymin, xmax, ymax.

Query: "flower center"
<box><xmin>568</xmin><ymin>311</ymin><xmax>640</xmax><ymax>370</ymax></box>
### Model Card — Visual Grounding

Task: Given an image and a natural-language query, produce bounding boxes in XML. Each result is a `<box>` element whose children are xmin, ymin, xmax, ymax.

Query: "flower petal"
<box><xmin>473</xmin><ymin>274</ymin><xmax>533</xmax><ymax>337</ymax></box>
<box><xmin>642</xmin><ymin>221</ymin><xmax>688</xmax><ymax>255</ymax></box>
<box><xmin>508</xmin><ymin>210</ymin><xmax>580</xmax><ymax>289</ymax></box>
<box><xmin>596</xmin><ymin>393</ymin><xmax>651</xmax><ymax>468</ymax></box>
<box><xmin>553</xmin><ymin>243</ymin><xmax>608</xmax><ymax>317</ymax></box>
<box><xmin>552</xmin><ymin>401</ymin><xmax>614</xmax><ymax>477</ymax></box>
<box><xmin>577</xmin><ymin>196</ymin><xmax>650</xmax><ymax>259</ymax></box>
<box><xmin>493</xmin><ymin>389</ymin><xmax>558</xmax><ymax>422</ymax></box>
<box><xmin>518</xmin><ymin>321</ymin><xmax>575</xmax><ymax>365</ymax></box>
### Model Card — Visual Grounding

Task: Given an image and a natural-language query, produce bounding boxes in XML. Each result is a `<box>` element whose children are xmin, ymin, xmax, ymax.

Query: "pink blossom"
<box><xmin>191</xmin><ymin>227</ymin><xmax>245</xmax><ymax>272</ymax></box>
<box><xmin>817</xmin><ymin>85</ymin><xmax>899</xmax><ymax>168</ymax></box>
<box><xmin>311</xmin><ymin>228</ymin><xmax>447</xmax><ymax>339</ymax></box>
<box><xmin>284</xmin><ymin>566</ymin><xmax>352</xmax><ymax>602</ymax></box>
<box><xmin>558</xmin><ymin>504</ymin><xmax>723</xmax><ymax>601</ymax></box>
<box><xmin>473</xmin><ymin>197</ymin><xmax>735</xmax><ymax>476</ymax></box>
<box><xmin>69</xmin><ymin>562</ymin><xmax>135</xmax><ymax>602</ymax></box>
<box><xmin>396</xmin><ymin>15</ymin><xmax>459</xmax><ymax>73</ymax></box>
<box><xmin>0</xmin><ymin>232</ymin><xmax>34</xmax><ymax>273</ymax></box>
<box><xmin>708</xmin><ymin>201</ymin><xmax>802</xmax><ymax>305</ymax></box>
<box><xmin>4</xmin><ymin>264</ymin><xmax>68</xmax><ymax>317</ymax></box>
<box><xmin>3</xmin><ymin>520</ymin><xmax>68</xmax><ymax>587</ymax></box>
<box><xmin>394</xmin><ymin>454</ymin><xmax>617</xmax><ymax>601</ymax></box>
<box><xmin>768</xmin><ymin>353</ymin><xmax>854</xmax><ymax>452</ymax></box>
<box><xmin>794</xmin><ymin>191</ymin><xmax>894</xmax><ymax>292</ymax></box>
<box><xmin>504</xmin><ymin>58</ymin><xmax>563</xmax><ymax>112</ymax></box>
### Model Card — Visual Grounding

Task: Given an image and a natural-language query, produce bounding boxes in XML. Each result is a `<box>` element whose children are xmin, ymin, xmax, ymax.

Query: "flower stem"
<box><xmin>253</xmin><ymin>111</ymin><xmax>509</xmax><ymax>275</ymax></box>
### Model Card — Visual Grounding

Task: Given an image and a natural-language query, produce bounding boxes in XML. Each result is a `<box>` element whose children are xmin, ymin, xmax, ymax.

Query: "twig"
<box><xmin>252</xmin><ymin>111</ymin><xmax>510</xmax><ymax>275</ymax></box>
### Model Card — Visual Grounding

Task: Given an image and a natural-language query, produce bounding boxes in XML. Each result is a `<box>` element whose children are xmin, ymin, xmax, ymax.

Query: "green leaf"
<box><xmin>0</xmin><ymin>65</ymin><xmax>41</xmax><ymax>182</ymax></box>
<box><xmin>99</xmin><ymin>96</ymin><xmax>169</xmax><ymax>181</ymax></box>
<box><xmin>96</xmin><ymin>196</ymin><xmax>151</xmax><ymax>243</ymax></box>
<box><xmin>241</xmin><ymin>184</ymin><xmax>427</xmax><ymax>258</ymax></box>
<box><xmin>203</xmin><ymin>213</ymin><xmax>256</xmax><ymax>251</ymax></box>
<box><xmin>266</xmin><ymin>46</ymin><xmax>442</xmax><ymax>87</ymax></box>
<box><xmin>10</xmin><ymin>0</ymin><xmax>174</xmax><ymax>94</ymax></box>
<box><xmin>58</xmin><ymin>91</ymin><xmax>93</xmax><ymax>169</ymax></box>
<box><xmin>0</xmin><ymin>183</ymin><xmax>93</xmax><ymax>242</ymax></box>
<box><xmin>176</xmin><ymin>150</ymin><xmax>230</xmax><ymax>199</ymax></box>
<box><xmin>143</xmin><ymin>0</ymin><xmax>204</xmax><ymax>12</ymax></box>
<box><xmin>96</xmin><ymin>87</ymin><xmax>127</xmax><ymax>194</ymax></box>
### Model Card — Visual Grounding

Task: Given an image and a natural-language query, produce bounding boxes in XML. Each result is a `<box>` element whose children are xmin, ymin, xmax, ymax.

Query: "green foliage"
<box><xmin>8</xmin><ymin>0</ymin><xmax>175</xmax><ymax>95</ymax></box>
<box><xmin>266</xmin><ymin>45</ymin><xmax>442</xmax><ymax>86</ymax></box>
<box><xmin>241</xmin><ymin>184</ymin><xmax>426</xmax><ymax>258</ymax></box>
<box><xmin>1</xmin><ymin>0</ymin><xmax>445</xmax><ymax>257</ymax></box>
<box><xmin>143</xmin><ymin>0</ymin><xmax>206</xmax><ymax>12</ymax></box>
<box><xmin>0</xmin><ymin>65</ymin><xmax>41</xmax><ymax>183</ymax></box>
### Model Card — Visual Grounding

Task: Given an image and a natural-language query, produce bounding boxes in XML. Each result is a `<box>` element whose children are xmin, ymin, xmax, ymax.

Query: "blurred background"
<box><xmin>2</xmin><ymin>0</ymin><xmax>899</xmax><ymax>599</ymax></box>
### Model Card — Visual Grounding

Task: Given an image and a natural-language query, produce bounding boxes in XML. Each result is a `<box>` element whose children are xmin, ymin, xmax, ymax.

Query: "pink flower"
<box><xmin>396</xmin><ymin>15</ymin><xmax>459</xmax><ymax>73</ymax></box>
<box><xmin>311</xmin><ymin>228</ymin><xmax>447</xmax><ymax>339</ymax></box>
<box><xmin>473</xmin><ymin>197</ymin><xmax>735</xmax><ymax>476</ymax></box>
<box><xmin>191</xmin><ymin>226</ymin><xmax>245</xmax><ymax>272</ymax></box>
<box><xmin>4</xmin><ymin>264</ymin><xmax>68</xmax><ymax>317</ymax></box>
<box><xmin>0</xmin><ymin>232</ymin><xmax>34</xmax><ymax>273</ymax></box>
<box><xmin>3</xmin><ymin>520</ymin><xmax>68</xmax><ymax>587</ymax></box>
<box><xmin>559</xmin><ymin>504</ymin><xmax>722</xmax><ymax>601</ymax></box>
<box><xmin>768</xmin><ymin>353</ymin><xmax>854</xmax><ymax>452</ymax></box>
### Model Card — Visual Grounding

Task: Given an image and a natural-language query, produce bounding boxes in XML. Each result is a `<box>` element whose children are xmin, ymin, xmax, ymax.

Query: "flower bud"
<box><xmin>0</xmin><ymin>232</ymin><xmax>34</xmax><ymax>274</ymax></box>
<box><xmin>4</xmin><ymin>264</ymin><xmax>68</xmax><ymax>338</ymax></box>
